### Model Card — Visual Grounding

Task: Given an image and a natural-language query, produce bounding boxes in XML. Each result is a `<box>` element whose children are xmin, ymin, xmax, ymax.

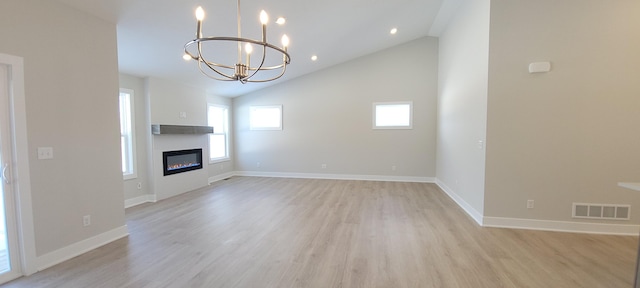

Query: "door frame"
<box><xmin>0</xmin><ymin>52</ymin><xmax>37</xmax><ymax>277</ymax></box>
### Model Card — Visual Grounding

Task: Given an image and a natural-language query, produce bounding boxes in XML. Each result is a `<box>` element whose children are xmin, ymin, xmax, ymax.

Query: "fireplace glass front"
<box><xmin>163</xmin><ymin>148</ymin><xmax>203</xmax><ymax>176</ymax></box>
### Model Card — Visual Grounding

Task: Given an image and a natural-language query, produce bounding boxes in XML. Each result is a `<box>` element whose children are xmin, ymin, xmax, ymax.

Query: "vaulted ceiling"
<box><xmin>53</xmin><ymin>0</ymin><xmax>460</xmax><ymax>97</ymax></box>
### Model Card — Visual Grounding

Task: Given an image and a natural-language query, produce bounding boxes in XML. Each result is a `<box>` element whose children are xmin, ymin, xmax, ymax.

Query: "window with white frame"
<box><xmin>373</xmin><ymin>101</ymin><xmax>413</xmax><ymax>129</ymax></box>
<box><xmin>250</xmin><ymin>105</ymin><xmax>282</xmax><ymax>130</ymax></box>
<box><xmin>119</xmin><ymin>88</ymin><xmax>137</xmax><ymax>179</ymax></box>
<box><xmin>208</xmin><ymin>104</ymin><xmax>230</xmax><ymax>162</ymax></box>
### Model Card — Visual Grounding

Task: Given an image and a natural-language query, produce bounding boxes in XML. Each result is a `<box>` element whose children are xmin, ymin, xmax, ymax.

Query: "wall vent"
<box><xmin>572</xmin><ymin>203</ymin><xmax>630</xmax><ymax>220</ymax></box>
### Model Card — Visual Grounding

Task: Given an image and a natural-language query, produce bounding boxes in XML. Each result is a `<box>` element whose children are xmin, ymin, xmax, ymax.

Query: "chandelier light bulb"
<box><xmin>245</xmin><ymin>43</ymin><xmax>253</xmax><ymax>54</ymax></box>
<box><xmin>183</xmin><ymin>54</ymin><xmax>192</xmax><ymax>61</ymax></box>
<box><xmin>195</xmin><ymin>7</ymin><xmax>205</xmax><ymax>21</ymax></box>
<box><xmin>281</xmin><ymin>34</ymin><xmax>290</xmax><ymax>47</ymax></box>
<box><xmin>276</xmin><ymin>17</ymin><xmax>286</xmax><ymax>25</ymax></box>
<box><xmin>260</xmin><ymin>10</ymin><xmax>269</xmax><ymax>25</ymax></box>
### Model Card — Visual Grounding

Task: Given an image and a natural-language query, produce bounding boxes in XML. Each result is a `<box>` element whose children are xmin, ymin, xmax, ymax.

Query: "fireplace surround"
<box><xmin>162</xmin><ymin>148</ymin><xmax>203</xmax><ymax>176</ymax></box>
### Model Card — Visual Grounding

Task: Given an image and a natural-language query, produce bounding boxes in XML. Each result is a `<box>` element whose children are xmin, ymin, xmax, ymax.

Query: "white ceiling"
<box><xmin>53</xmin><ymin>0</ymin><xmax>459</xmax><ymax>97</ymax></box>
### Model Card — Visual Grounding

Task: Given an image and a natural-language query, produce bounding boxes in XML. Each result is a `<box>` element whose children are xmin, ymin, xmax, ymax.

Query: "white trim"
<box><xmin>435</xmin><ymin>178</ymin><xmax>484</xmax><ymax>225</ymax></box>
<box><xmin>619</xmin><ymin>182</ymin><xmax>640</xmax><ymax>192</ymax></box>
<box><xmin>483</xmin><ymin>217</ymin><xmax>640</xmax><ymax>236</ymax></box>
<box><xmin>209</xmin><ymin>157</ymin><xmax>231</xmax><ymax>165</ymax></box>
<box><xmin>0</xmin><ymin>53</ymin><xmax>37</xmax><ymax>275</ymax></box>
<box><xmin>208</xmin><ymin>171</ymin><xmax>236</xmax><ymax>185</ymax></box>
<box><xmin>124</xmin><ymin>194</ymin><xmax>157</xmax><ymax>208</ymax></box>
<box><xmin>36</xmin><ymin>225</ymin><xmax>129</xmax><ymax>271</ymax></box>
<box><xmin>433</xmin><ymin>178</ymin><xmax>639</xmax><ymax>235</ymax></box>
<box><xmin>235</xmin><ymin>171</ymin><xmax>434</xmax><ymax>183</ymax></box>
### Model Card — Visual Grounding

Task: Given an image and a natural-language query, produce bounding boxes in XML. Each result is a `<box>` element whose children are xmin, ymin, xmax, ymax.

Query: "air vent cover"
<box><xmin>572</xmin><ymin>203</ymin><xmax>630</xmax><ymax>220</ymax></box>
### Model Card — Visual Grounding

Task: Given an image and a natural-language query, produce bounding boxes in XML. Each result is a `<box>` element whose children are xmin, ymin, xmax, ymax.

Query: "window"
<box><xmin>250</xmin><ymin>105</ymin><xmax>282</xmax><ymax>130</ymax></box>
<box><xmin>119</xmin><ymin>88</ymin><xmax>137</xmax><ymax>179</ymax></box>
<box><xmin>373</xmin><ymin>102</ymin><xmax>413</xmax><ymax>129</ymax></box>
<box><xmin>208</xmin><ymin>104</ymin><xmax>230</xmax><ymax>162</ymax></box>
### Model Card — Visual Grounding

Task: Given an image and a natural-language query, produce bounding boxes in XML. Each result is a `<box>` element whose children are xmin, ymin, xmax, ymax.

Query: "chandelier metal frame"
<box><xmin>184</xmin><ymin>0</ymin><xmax>291</xmax><ymax>84</ymax></box>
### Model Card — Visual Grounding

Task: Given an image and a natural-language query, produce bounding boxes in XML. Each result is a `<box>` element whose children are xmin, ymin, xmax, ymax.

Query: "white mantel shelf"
<box><xmin>618</xmin><ymin>182</ymin><xmax>640</xmax><ymax>191</ymax></box>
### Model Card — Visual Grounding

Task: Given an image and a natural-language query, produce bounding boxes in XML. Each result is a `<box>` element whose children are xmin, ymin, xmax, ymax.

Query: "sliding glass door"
<box><xmin>0</xmin><ymin>62</ymin><xmax>22</xmax><ymax>284</ymax></box>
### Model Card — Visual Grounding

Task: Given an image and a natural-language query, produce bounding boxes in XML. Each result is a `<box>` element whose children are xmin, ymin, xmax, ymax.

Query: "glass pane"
<box><xmin>121</xmin><ymin>136</ymin><xmax>127</xmax><ymax>173</ymax></box>
<box><xmin>0</xmin><ymin>156</ymin><xmax>9</xmax><ymax>273</ymax></box>
<box><xmin>376</xmin><ymin>104</ymin><xmax>410</xmax><ymax>126</ymax></box>
<box><xmin>250</xmin><ymin>106</ymin><xmax>281</xmax><ymax>129</ymax></box>
<box><xmin>119</xmin><ymin>91</ymin><xmax>134</xmax><ymax>176</ymax></box>
<box><xmin>119</xmin><ymin>94</ymin><xmax>126</xmax><ymax>134</ymax></box>
<box><xmin>119</xmin><ymin>93</ymin><xmax>131</xmax><ymax>135</ymax></box>
<box><xmin>209</xmin><ymin>134</ymin><xmax>226</xmax><ymax>159</ymax></box>
<box><xmin>0</xmin><ymin>64</ymin><xmax>12</xmax><ymax>274</ymax></box>
<box><xmin>208</xmin><ymin>106</ymin><xmax>225</xmax><ymax>133</ymax></box>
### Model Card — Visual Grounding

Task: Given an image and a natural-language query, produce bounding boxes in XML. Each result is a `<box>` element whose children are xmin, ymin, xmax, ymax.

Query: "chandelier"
<box><xmin>183</xmin><ymin>0</ymin><xmax>291</xmax><ymax>84</ymax></box>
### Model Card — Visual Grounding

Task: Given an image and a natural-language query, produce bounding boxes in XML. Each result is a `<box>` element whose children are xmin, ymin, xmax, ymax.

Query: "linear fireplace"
<box><xmin>162</xmin><ymin>148</ymin><xmax>203</xmax><ymax>176</ymax></box>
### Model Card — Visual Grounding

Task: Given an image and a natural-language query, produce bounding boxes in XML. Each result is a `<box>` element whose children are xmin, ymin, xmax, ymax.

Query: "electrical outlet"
<box><xmin>391</xmin><ymin>165</ymin><xmax>397</xmax><ymax>171</ymax></box>
<box><xmin>527</xmin><ymin>200</ymin><xmax>534</xmax><ymax>209</ymax></box>
<box><xmin>83</xmin><ymin>215</ymin><xmax>91</xmax><ymax>227</ymax></box>
<box><xmin>37</xmin><ymin>147</ymin><xmax>54</xmax><ymax>159</ymax></box>
<box><xmin>321</xmin><ymin>164</ymin><xmax>327</xmax><ymax>169</ymax></box>
<box><xmin>256</xmin><ymin>162</ymin><xmax>261</xmax><ymax>168</ymax></box>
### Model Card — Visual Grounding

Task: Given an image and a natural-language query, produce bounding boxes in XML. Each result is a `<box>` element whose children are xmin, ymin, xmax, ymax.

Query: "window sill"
<box><xmin>123</xmin><ymin>173</ymin><xmax>137</xmax><ymax>181</ymax></box>
<box><xmin>209</xmin><ymin>158</ymin><xmax>231</xmax><ymax>165</ymax></box>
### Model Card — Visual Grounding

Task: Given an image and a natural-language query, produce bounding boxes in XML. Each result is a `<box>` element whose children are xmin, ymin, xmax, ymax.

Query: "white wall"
<box><xmin>233</xmin><ymin>37</ymin><xmax>438</xmax><ymax>181</ymax></box>
<box><xmin>117</xmin><ymin>77</ymin><xmax>235</xmax><ymax>203</ymax></box>
<box><xmin>484</xmin><ymin>0</ymin><xmax>640</xmax><ymax>224</ymax></box>
<box><xmin>0</xmin><ymin>0</ymin><xmax>126</xmax><ymax>257</ymax></box>
<box><xmin>436</xmin><ymin>0</ymin><xmax>490</xmax><ymax>222</ymax></box>
<box><xmin>148</xmin><ymin>78</ymin><xmax>207</xmax><ymax>126</ymax></box>
<box><xmin>147</xmin><ymin>77</ymin><xmax>208</xmax><ymax>200</ymax></box>
<box><xmin>146</xmin><ymin>78</ymin><xmax>211</xmax><ymax>200</ymax></box>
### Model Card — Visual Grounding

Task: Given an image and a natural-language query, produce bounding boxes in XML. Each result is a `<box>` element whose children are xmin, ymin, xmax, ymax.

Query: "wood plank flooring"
<box><xmin>2</xmin><ymin>177</ymin><xmax>637</xmax><ymax>287</ymax></box>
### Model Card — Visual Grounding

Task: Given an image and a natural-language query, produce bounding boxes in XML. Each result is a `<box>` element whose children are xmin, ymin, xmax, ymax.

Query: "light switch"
<box><xmin>529</xmin><ymin>62</ymin><xmax>551</xmax><ymax>73</ymax></box>
<box><xmin>37</xmin><ymin>147</ymin><xmax>54</xmax><ymax>159</ymax></box>
<box><xmin>179</xmin><ymin>112</ymin><xmax>187</xmax><ymax>118</ymax></box>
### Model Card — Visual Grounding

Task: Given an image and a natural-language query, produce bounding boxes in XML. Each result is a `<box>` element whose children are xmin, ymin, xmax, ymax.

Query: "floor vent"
<box><xmin>572</xmin><ymin>203</ymin><xmax>630</xmax><ymax>220</ymax></box>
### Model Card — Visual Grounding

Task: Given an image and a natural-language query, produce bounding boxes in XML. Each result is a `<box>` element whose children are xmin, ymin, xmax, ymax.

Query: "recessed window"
<box><xmin>119</xmin><ymin>88</ymin><xmax>137</xmax><ymax>179</ymax></box>
<box><xmin>373</xmin><ymin>102</ymin><xmax>413</xmax><ymax>129</ymax></box>
<box><xmin>208</xmin><ymin>104</ymin><xmax>230</xmax><ymax>162</ymax></box>
<box><xmin>250</xmin><ymin>105</ymin><xmax>282</xmax><ymax>130</ymax></box>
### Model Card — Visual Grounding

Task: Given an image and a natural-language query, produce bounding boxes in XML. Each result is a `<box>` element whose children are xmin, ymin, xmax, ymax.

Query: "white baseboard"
<box><xmin>208</xmin><ymin>171</ymin><xmax>236</xmax><ymax>184</ymax></box>
<box><xmin>483</xmin><ymin>217</ymin><xmax>640</xmax><ymax>236</ymax></box>
<box><xmin>235</xmin><ymin>171</ymin><xmax>435</xmax><ymax>183</ymax></box>
<box><xmin>36</xmin><ymin>225</ymin><xmax>129</xmax><ymax>271</ymax></box>
<box><xmin>124</xmin><ymin>194</ymin><xmax>157</xmax><ymax>208</ymax></box>
<box><xmin>433</xmin><ymin>179</ymin><xmax>639</xmax><ymax>235</ymax></box>
<box><xmin>435</xmin><ymin>179</ymin><xmax>484</xmax><ymax>225</ymax></box>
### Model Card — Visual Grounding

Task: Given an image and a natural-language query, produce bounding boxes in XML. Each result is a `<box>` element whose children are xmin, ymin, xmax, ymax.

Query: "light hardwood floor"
<box><xmin>2</xmin><ymin>177</ymin><xmax>638</xmax><ymax>287</ymax></box>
